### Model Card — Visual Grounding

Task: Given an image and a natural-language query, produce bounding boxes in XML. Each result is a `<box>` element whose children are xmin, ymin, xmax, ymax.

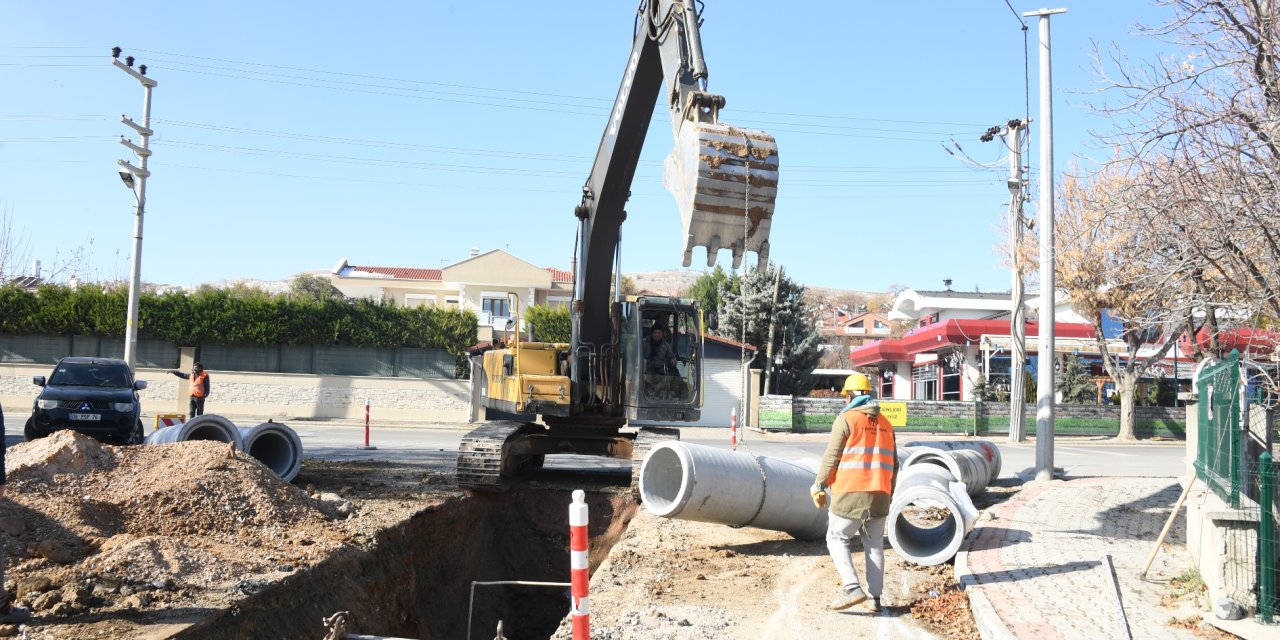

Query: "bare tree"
<box><xmin>1055</xmin><ymin>170</ymin><xmax>1206</xmax><ymax>439</ymax></box>
<box><xmin>0</xmin><ymin>204</ymin><xmax>33</xmax><ymax>283</ymax></box>
<box><xmin>1092</xmin><ymin>0</ymin><xmax>1280</xmax><ymax>324</ymax></box>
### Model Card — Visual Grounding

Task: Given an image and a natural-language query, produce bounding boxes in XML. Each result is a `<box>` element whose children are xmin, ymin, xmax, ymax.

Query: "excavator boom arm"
<box><xmin>571</xmin><ymin>1</ymin><xmax>778</xmax><ymax>403</ymax></box>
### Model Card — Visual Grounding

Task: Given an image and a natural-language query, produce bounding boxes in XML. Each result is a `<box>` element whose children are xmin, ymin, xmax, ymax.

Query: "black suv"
<box><xmin>26</xmin><ymin>357</ymin><xmax>147</xmax><ymax>445</ymax></box>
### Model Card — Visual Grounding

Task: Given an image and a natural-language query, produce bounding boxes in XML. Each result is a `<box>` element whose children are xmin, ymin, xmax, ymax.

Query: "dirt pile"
<box><xmin>1</xmin><ymin>431</ymin><xmax>352</xmax><ymax>638</ymax></box>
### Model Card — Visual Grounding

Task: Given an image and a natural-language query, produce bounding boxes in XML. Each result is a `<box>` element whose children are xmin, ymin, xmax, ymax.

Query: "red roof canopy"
<box><xmin>849</xmin><ymin>319</ymin><xmax>1096</xmax><ymax>366</ymax></box>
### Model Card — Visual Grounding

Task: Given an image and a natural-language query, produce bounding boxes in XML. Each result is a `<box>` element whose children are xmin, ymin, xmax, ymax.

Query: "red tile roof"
<box><xmin>349</xmin><ymin>266</ymin><xmax>442</xmax><ymax>280</ymax></box>
<box><xmin>546</xmin><ymin>267</ymin><xmax>574</xmax><ymax>283</ymax></box>
<box><xmin>704</xmin><ymin>334</ymin><xmax>757</xmax><ymax>351</ymax></box>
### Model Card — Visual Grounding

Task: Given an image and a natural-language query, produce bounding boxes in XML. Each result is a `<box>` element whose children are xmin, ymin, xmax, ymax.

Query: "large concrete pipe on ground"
<box><xmin>639</xmin><ymin>441</ymin><xmax>828</xmax><ymax>540</ymax></box>
<box><xmin>903</xmin><ymin>448</ymin><xmax>992</xmax><ymax>496</ymax></box>
<box><xmin>238</xmin><ymin>421</ymin><xmax>304</xmax><ymax>483</ymax></box>
<box><xmin>901</xmin><ymin>439</ymin><xmax>1002</xmax><ymax>483</ymax></box>
<box><xmin>144</xmin><ymin>414</ymin><xmax>243</xmax><ymax>449</ymax></box>
<box><xmin>887</xmin><ymin>463</ymin><xmax>978</xmax><ymax>566</ymax></box>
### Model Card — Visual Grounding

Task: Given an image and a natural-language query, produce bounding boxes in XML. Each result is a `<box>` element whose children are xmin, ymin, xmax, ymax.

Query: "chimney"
<box><xmin>32</xmin><ymin>260</ymin><xmax>41</xmax><ymax>279</ymax></box>
<box><xmin>569</xmin><ymin>254</ymin><xmax>577</xmax><ymax>279</ymax></box>
<box><xmin>943</xmin><ymin>278</ymin><xmax>952</xmax><ymax>291</ymax></box>
<box><xmin>470</xmin><ymin>246</ymin><xmax>480</xmax><ymax>258</ymax></box>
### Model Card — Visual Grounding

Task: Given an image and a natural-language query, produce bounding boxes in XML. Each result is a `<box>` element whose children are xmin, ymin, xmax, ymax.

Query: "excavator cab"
<box><xmin>621</xmin><ymin>296</ymin><xmax>702</xmax><ymax>422</ymax></box>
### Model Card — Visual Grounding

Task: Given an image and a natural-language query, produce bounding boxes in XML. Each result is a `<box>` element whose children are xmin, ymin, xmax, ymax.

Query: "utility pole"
<box><xmin>1023</xmin><ymin>8</ymin><xmax>1066</xmax><ymax>481</ymax></box>
<box><xmin>1006</xmin><ymin>120</ymin><xmax>1028</xmax><ymax>442</ymax></box>
<box><xmin>981</xmin><ymin>119</ymin><xmax>1031</xmax><ymax>441</ymax></box>
<box><xmin>112</xmin><ymin>47</ymin><xmax>156</xmax><ymax>370</ymax></box>
<box><xmin>762</xmin><ymin>265</ymin><xmax>783</xmax><ymax>395</ymax></box>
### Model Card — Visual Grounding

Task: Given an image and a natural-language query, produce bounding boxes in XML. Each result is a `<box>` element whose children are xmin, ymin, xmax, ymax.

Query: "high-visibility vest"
<box><xmin>189</xmin><ymin>371</ymin><xmax>209</xmax><ymax>398</ymax></box>
<box><xmin>827</xmin><ymin>409</ymin><xmax>896</xmax><ymax>495</ymax></box>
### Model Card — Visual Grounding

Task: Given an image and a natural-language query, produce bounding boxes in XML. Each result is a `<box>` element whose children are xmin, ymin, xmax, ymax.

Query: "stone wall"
<box><xmin>1</xmin><ymin>363</ymin><xmax>469</xmax><ymax>424</ymax></box>
<box><xmin>757</xmin><ymin>394</ymin><xmax>1186</xmax><ymax>438</ymax></box>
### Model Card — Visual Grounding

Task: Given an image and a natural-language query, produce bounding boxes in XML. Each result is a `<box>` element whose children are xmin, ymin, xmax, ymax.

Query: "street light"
<box><xmin>112</xmin><ymin>47</ymin><xmax>157</xmax><ymax>370</ymax></box>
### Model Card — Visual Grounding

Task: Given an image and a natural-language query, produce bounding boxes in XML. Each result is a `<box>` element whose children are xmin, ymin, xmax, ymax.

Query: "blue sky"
<box><xmin>0</xmin><ymin>1</ymin><xmax>1172</xmax><ymax>293</ymax></box>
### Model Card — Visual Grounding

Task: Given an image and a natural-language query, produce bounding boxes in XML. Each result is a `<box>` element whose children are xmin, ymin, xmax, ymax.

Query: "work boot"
<box><xmin>828</xmin><ymin>586</ymin><xmax>868</xmax><ymax>611</ymax></box>
<box><xmin>866</xmin><ymin>597</ymin><xmax>882</xmax><ymax>613</ymax></box>
<box><xmin>0</xmin><ymin>601</ymin><xmax>31</xmax><ymax>624</ymax></box>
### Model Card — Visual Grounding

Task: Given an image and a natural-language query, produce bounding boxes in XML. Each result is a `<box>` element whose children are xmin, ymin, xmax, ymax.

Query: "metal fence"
<box><xmin>1196</xmin><ymin>350</ymin><xmax>1243</xmax><ymax>506</ymax></box>
<box><xmin>1195</xmin><ymin>349</ymin><xmax>1278</xmax><ymax>624</ymax></box>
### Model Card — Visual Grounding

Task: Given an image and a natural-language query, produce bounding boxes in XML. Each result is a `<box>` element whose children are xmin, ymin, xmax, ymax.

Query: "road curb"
<box><xmin>954</xmin><ymin>519</ymin><xmax>1018</xmax><ymax>640</ymax></box>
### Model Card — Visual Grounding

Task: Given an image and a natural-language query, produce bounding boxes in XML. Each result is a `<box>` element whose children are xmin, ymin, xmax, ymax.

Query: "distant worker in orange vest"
<box><xmin>810</xmin><ymin>372</ymin><xmax>897</xmax><ymax>613</ymax></box>
<box><xmin>170</xmin><ymin>362</ymin><xmax>212</xmax><ymax>418</ymax></box>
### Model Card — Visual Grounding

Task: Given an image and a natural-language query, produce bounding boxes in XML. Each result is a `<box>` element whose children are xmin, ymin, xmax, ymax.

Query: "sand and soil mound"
<box><xmin>0</xmin><ymin>431</ymin><xmax>350</xmax><ymax>637</ymax></box>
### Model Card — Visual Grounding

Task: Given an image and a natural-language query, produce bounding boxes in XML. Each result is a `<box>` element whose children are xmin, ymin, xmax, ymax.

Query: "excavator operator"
<box><xmin>643</xmin><ymin>324</ymin><xmax>679</xmax><ymax>399</ymax></box>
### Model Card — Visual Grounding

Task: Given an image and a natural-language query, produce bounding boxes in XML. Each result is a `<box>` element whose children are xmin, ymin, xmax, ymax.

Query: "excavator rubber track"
<box><xmin>630</xmin><ymin>426</ymin><xmax>681</xmax><ymax>498</ymax></box>
<box><xmin>456</xmin><ymin>421</ymin><xmax>526</xmax><ymax>490</ymax></box>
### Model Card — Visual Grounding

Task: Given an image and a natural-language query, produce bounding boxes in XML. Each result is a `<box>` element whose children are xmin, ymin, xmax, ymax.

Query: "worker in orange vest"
<box><xmin>170</xmin><ymin>362</ymin><xmax>212</xmax><ymax>418</ymax></box>
<box><xmin>810</xmin><ymin>372</ymin><xmax>897</xmax><ymax>613</ymax></box>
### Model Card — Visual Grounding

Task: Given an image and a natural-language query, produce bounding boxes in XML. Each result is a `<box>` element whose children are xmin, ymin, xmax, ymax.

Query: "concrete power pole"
<box><xmin>1023</xmin><ymin>8</ymin><xmax>1066</xmax><ymax>482</ymax></box>
<box><xmin>762</xmin><ymin>265</ymin><xmax>783</xmax><ymax>395</ymax></box>
<box><xmin>112</xmin><ymin>47</ymin><xmax>156</xmax><ymax>370</ymax></box>
<box><xmin>1005</xmin><ymin>120</ymin><xmax>1029</xmax><ymax>442</ymax></box>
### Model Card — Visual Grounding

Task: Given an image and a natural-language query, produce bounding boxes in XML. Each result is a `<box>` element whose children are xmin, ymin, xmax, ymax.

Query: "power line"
<box><xmin>98</xmin><ymin>46</ymin><xmax>992</xmax><ymax>130</ymax></box>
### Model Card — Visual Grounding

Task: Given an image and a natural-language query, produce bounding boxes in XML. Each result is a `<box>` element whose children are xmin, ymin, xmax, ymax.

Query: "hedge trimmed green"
<box><xmin>0</xmin><ymin>285</ymin><xmax>477</xmax><ymax>355</ymax></box>
<box><xmin>525</xmin><ymin>305</ymin><xmax>571</xmax><ymax>343</ymax></box>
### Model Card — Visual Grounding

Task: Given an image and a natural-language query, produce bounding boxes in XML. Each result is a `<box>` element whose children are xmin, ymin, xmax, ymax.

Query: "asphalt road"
<box><xmin>2</xmin><ymin>410</ymin><xmax>1189</xmax><ymax>480</ymax></box>
<box><xmin>284</xmin><ymin>421</ymin><xmax>1189</xmax><ymax>480</ymax></box>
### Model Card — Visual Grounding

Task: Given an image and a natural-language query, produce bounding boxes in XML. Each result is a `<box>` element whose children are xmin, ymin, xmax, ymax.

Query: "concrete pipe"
<box><xmin>887</xmin><ymin>463</ymin><xmax>977</xmax><ymax>566</ymax></box>
<box><xmin>903</xmin><ymin>448</ymin><xmax>992</xmax><ymax>496</ymax></box>
<box><xmin>144</xmin><ymin>414</ymin><xmax>243</xmax><ymax>450</ymax></box>
<box><xmin>639</xmin><ymin>441</ymin><xmax>828</xmax><ymax>540</ymax></box>
<box><xmin>238</xmin><ymin>421</ymin><xmax>304</xmax><ymax>483</ymax></box>
<box><xmin>901</xmin><ymin>439</ymin><xmax>1002</xmax><ymax>483</ymax></box>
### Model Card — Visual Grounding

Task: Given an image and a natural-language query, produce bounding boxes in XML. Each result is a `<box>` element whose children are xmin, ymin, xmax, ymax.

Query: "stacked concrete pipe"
<box><xmin>884</xmin><ymin>439</ymin><xmax>999</xmax><ymax>566</ymax></box>
<box><xmin>903</xmin><ymin>448</ymin><xmax>992</xmax><ymax>496</ymax></box>
<box><xmin>144</xmin><ymin>414</ymin><xmax>243</xmax><ymax>449</ymax></box>
<box><xmin>639</xmin><ymin>441</ymin><xmax>828</xmax><ymax>540</ymax></box>
<box><xmin>886</xmin><ymin>463</ymin><xmax>978</xmax><ymax>566</ymax></box>
<box><xmin>144</xmin><ymin>414</ymin><xmax>304</xmax><ymax>483</ymax></box>
<box><xmin>237</xmin><ymin>421</ymin><xmax>304</xmax><ymax>483</ymax></box>
<box><xmin>901</xmin><ymin>439</ymin><xmax>1002</xmax><ymax>484</ymax></box>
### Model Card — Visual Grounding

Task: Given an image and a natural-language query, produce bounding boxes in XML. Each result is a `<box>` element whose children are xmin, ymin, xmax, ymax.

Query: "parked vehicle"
<box><xmin>25</xmin><ymin>357</ymin><xmax>146</xmax><ymax>445</ymax></box>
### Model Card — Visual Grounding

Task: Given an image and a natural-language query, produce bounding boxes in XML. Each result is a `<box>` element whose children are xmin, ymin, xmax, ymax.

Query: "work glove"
<box><xmin>809</xmin><ymin>484</ymin><xmax>827</xmax><ymax>510</ymax></box>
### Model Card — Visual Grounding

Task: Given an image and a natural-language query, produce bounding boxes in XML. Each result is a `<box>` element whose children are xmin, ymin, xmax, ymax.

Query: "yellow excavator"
<box><xmin>457</xmin><ymin>0</ymin><xmax>778</xmax><ymax>489</ymax></box>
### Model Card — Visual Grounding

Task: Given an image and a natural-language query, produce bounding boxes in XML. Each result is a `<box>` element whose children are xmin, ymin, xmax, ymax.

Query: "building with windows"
<box><xmin>856</xmin><ymin>287</ymin><xmax>1191</xmax><ymax>402</ymax></box>
<box><xmin>330</xmin><ymin>248</ymin><xmax>574</xmax><ymax>341</ymax></box>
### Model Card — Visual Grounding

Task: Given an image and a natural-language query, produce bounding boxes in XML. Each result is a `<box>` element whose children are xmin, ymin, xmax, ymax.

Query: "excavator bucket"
<box><xmin>664</xmin><ymin>122</ymin><xmax>779</xmax><ymax>269</ymax></box>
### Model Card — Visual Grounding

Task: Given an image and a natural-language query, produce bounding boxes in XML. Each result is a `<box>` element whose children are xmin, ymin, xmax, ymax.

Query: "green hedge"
<box><xmin>525</xmin><ymin>305</ymin><xmax>571</xmax><ymax>343</ymax></box>
<box><xmin>0</xmin><ymin>285</ymin><xmax>477</xmax><ymax>355</ymax></box>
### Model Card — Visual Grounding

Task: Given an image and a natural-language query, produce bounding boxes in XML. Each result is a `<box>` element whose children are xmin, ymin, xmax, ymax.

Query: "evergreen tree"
<box><xmin>716</xmin><ymin>263</ymin><xmax>822</xmax><ymax>396</ymax></box>
<box><xmin>685</xmin><ymin>265</ymin><xmax>739</xmax><ymax>320</ymax></box>
<box><xmin>1056</xmin><ymin>354</ymin><xmax>1096</xmax><ymax>404</ymax></box>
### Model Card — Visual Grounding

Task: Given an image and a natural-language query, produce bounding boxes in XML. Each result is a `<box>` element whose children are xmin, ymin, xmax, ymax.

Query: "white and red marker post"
<box><xmin>358</xmin><ymin>397</ymin><xmax>376</xmax><ymax>450</ymax></box>
<box><xmin>569</xmin><ymin>489</ymin><xmax>590</xmax><ymax>639</ymax></box>
<box><xmin>731</xmin><ymin>407</ymin><xmax>738</xmax><ymax>451</ymax></box>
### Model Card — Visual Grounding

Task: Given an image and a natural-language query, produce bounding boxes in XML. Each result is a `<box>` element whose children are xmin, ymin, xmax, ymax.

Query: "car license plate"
<box><xmin>69</xmin><ymin>413</ymin><xmax>101</xmax><ymax>421</ymax></box>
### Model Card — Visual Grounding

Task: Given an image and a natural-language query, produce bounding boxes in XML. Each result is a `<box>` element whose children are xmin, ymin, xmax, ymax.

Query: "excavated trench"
<box><xmin>174</xmin><ymin>487</ymin><xmax>638</xmax><ymax>640</ymax></box>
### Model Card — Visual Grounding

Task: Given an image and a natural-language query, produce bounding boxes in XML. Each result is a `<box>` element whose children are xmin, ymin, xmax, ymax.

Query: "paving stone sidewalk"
<box><xmin>955</xmin><ymin>477</ymin><xmax>1199</xmax><ymax>640</ymax></box>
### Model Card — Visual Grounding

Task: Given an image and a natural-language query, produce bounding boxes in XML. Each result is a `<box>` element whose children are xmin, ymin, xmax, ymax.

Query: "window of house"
<box><xmin>404</xmin><ymin>294</ymin><xmax>436</xmax><ymax>308</ymax></box>
<box><xmin>912</xmin><ymin>364</ymin><xmax>938</xmax><ymax>400</ymax></box>
<box><xmin>874</xmin><ymin>320</ymin><xmax>888</xmax><ymax>330</ymax></box>
<box><xmin>482</xmin><ymin>297</ymin><xmax>510</xmax><ymax>318</ymax></box>
<box><xmin>941</xmin><ymin>352</ymin><xmax>963</xmax><ymax>401</ymax></box>
<box><xmin>880</xmin><ymin>368</ymin><xmax>894</xmax><ymax>399</ymax></box>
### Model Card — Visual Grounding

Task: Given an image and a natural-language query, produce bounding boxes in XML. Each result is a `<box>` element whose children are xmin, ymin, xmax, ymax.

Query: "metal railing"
<box><xmin>1196</xmin><ymin>350</ymin><xmax>1242</xmax><ymax>507</ymax></box>
<box><xmin>1194</xmin><ymin>349</ymin><xmax>1278</xmax><ymax>624</ymax></box>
